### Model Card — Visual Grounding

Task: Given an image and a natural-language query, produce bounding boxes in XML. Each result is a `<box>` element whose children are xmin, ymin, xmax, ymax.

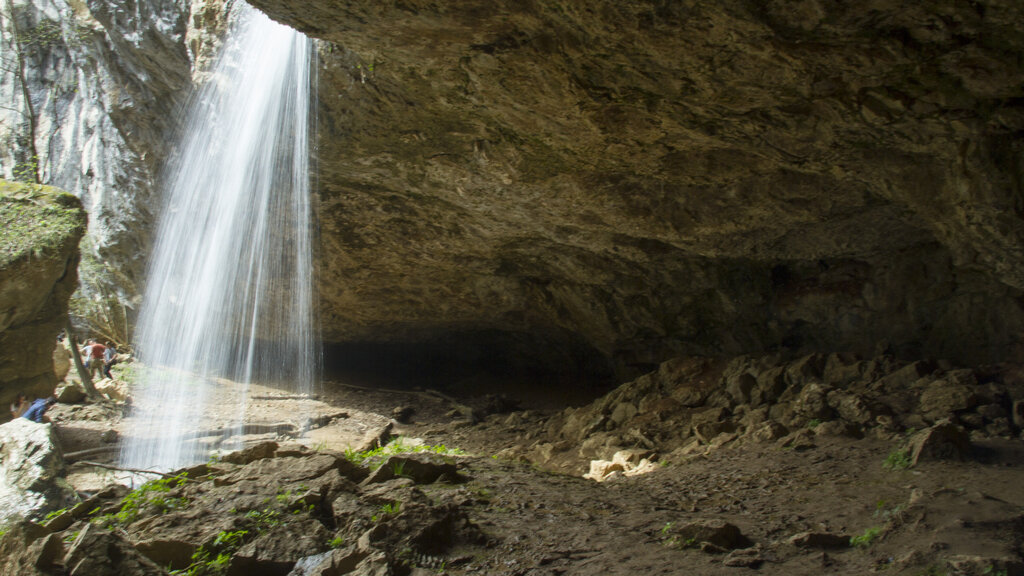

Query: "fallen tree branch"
<box><xmin>76</xmin><ymin>460</ymin><xmax>200</xmax><ymax>482</ymax></box>
<box><xmin>64</xmin><ymin>446</ymin><xmax>118</xmax><ymax>462</ymax></box>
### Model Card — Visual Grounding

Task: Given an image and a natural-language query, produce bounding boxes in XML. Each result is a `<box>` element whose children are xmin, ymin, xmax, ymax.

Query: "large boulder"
<box><xmin>0</xmin><ymin>418</ymin><xmax>77</xmax><ymax>525</ymax></box>
<box><xmin>0</xmin><ymin>181</ymin><xmax>86</xmax><ymax>416</ymax></box>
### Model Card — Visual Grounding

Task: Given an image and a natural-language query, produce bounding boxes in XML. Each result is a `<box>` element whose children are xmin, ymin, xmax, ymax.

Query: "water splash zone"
<box><xmin>120</xmin><ymin>4</ymin><xmax>316</xmax><ymax>471</ymax></box>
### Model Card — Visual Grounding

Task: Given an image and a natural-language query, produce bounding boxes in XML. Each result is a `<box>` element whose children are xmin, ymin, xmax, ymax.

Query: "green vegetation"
<box><xmin>0</xmin><ymin>179</ymin><xmax>85</xmax><ymax>268</ymax></box>
<box><xmin>372</xmin><ymin>501</ymin><xmax>401</xmax><ymax>522</ymax></box>
<box><xmin>43</xmin><ymin>507</ymin><xmax>68</xmax><ymax>523</ymax></box>
<box><xmin>328</xmin><ymin>536</ymin><xmax>344</xmax><ymax>549</ymax></box>
<box><xmin>882</xmin><ymin>449</ymin><xmax>912</xmax><ymax>471</ymax></box>
<box><xmin>96</xmin><ymin>473</ymin><xmax>188</xmax><ymax>526</ymax></box>
<box><xmin>170</xmin><ymin>529</ymin><xmax>248</xmax><ymax>576</ymax></box>
<box><xmin>850</xmin><ymin>526</ymin><xmax>883</xmax><ymax>548</ymax></box>
<box><xmin>342</xmin><ymin>437</ymin><xmax>465</xmax><ymax>469</ymax></box>
<box><xmin>806</xmin><ymin>419</ymin><xmax>822</xmax><ymax>429</ymax></box>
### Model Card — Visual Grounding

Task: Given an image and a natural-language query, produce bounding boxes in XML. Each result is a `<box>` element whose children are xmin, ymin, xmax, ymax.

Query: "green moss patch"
<box><xmin>0</xmin><ymin>179</ymin><xmax>86</xmax><ymax>268</ymax></box>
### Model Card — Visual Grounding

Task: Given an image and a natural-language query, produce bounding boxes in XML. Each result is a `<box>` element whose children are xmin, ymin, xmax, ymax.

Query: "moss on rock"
<box><xmin>0</xmin><ymin>180</ymin><xmax>85</xmax><ymax>269</ymax></box>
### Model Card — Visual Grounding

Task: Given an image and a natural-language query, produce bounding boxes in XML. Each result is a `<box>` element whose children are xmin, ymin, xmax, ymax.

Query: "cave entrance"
<box><xmin>321</xmin><ymin>329</ymin><xmax>619</xmax><ymax>411</ymax></box>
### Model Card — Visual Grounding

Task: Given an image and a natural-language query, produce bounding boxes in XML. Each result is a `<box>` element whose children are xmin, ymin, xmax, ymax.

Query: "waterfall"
<box><xmin>120</xmin><ymin>4</ymin><xmax>316</xmax><ymax>471</ymax></box>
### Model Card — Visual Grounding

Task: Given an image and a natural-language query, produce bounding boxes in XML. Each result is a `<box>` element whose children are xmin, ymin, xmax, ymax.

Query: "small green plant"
<box><xmin>243</xmin><ymin>508</ymin><xmax>281</xmax><ymax>530</ymax></box>
<box><xmin>171</xmin><ymin>529</ymin><xmax>249</xmax><ymax>575</ymax></box>
<box><xmin>983</xmin><ymin>566</ymin><xmax>1008</xmax><ymax>576</ymax></box>
<box><xmin>806</xmin><ymin>419</ymin><xmax>821</xmax><ymax>429</ymax></box>
<box><xmin>392</xmin><ymin>459</ymin><xmax>408</xmax><ymax>477</ymax></box>
<box><xmin>98</xmin><ymin>473</ymin><xmax>188</xmax><ymax>526</ymax></box>
<box><xmin>328</xmin><ymin>536</ymin><xmax>344</xmax><ymax>549</ymax></box>
<box><xmin>372</xmin><ymin>501</ymin><xmax>401</xmax><ymax>522</ymax></box>
<box><xmin>660</xmin><ymin>522</ymin><xmax>673</xmax><ymax>536</ymax></box>
<box><xmin>850</xmin><ymin>526</ymin><xmax>883</xmax><ymax>548</ymax></box>
<box><xmin>874</xmin><ymin>501</ymin><xmax>905</xmax><ymax>523</ymax></box>
<box><xmin>43</xmin><ymin>508</ymin><xmax>68</xmax><ymax>523</ymax></box>
<box><xmin>342</xmin><ymin>437</ymin><xmax>465</xmax><ymax>469</ymax></box>
<box><xmin>882</xmin><ymin>449</ymin><xmax>912</xmax><ymax>471</ymax></box>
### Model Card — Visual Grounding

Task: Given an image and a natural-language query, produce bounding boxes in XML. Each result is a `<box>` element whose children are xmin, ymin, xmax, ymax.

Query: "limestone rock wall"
<box><xmin>0</xmin><ymin>180</ymin><xmax>86</xmax><ymax>412</ymax></box>
<box><xmin>247</xmin><ymin>0</ymin><xmax>1024</xmax><ymax>370</ymax></box>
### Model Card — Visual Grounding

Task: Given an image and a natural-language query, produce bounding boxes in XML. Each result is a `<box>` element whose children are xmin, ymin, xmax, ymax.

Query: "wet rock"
<box><xmin>356</xmin><ymin>422</ymin><xmax>393</xmax><ymax>452</ymax></box>
<box><xmin>135</xmin><ymin>538</ymin><xmax>196</xmax><ymax>572</ymax></box>
<box><xmin>788</xmin><ymin>531</ymin><xmax>851</xmax><ymax>549</ymax></box>
<box><xmin>216</xmin><ymin>454</ymin><xmax>346</xmax><ymax>487</ymax></box>
<box><xmin>361</xmin><ymin>454</ymin><xmax>459</xmax><ymax>485</ymax></box>
<box><xmin>288</xmin><ymin>546</ymin><xmax>369</xmax><ymax>576</ymax></box>
<box><xmin>229</xmin><ymin>522</ymin><xmax>331</xmax><ymax>576</ymax></box>
<box><xmin>221</xmin><ymin>441</ymin><xmax>280</xmax><ymax>464</ymax></box>
<box><xmin>673</xmin><ymin>520</ymin><xmax>752</xmax><ymax>550</ymax></box>
<box><xmin>907</xmin><ymin>421</ymin><xmax>971</xmax><ymax>465</ymax></box>
<box><xmin>65</xmin><ymin>523</ymin><xmax>168</xmax><ymax>576</ymax></box>
<box><xmin>0</xmin><ymin>520</ymin><xmax>56</xmax><ymax>576</ymax></box>
<box><xmin>0</xmin><ymin>418</ymin><xmax>77</xmax><ymax>525</ymax></box>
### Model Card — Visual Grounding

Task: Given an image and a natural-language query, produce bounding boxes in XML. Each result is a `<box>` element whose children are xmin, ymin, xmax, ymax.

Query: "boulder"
<box><xmin>54</xmin><ymin>380</ymin><xmax>86</xmax><ymax>404</ymax></box>
<box><xmin>0</xmin><ymin>418</ymin><xmax>77</xmax><ymax>525</ymax></box>
<box><xmin>52</xmin><ymin>343</ymin><xmax>71</xmax><ymax>382</ymax></box>
<box><xmin>215</xmin><ymin>454</ymin><xmax>345</xmax><ymax>487</ymax></box>
<box><xmin>0</xmin><ymin>520</ymin><xmax>57</xmax><ymax>576</ymax></box>
<box><xmin>906</xmin><ymin>421</ymin><xmax>972</xmax><ymax>465</ymax></box>
<box><xmin>827</xmin><ymin>390</ymin><xmax>873</xmax><ymax>424</ymax></box>
<box><xmin>288</xmin><ymin>547</ymin><xmax>369</xmax><ymax>576</ymax></box>
<box><xmin>794</xmin><ymin>383</ymin><xmax>834</xmax><ymax>420</ymax></box>
<box><xmin>94</xmin><ymin>378</ymin><xmax>128</xmax><ymax>402</ymax></box>
<box><xmin>64</xmin><ymin>524</ymin><xmax>168</xmax><ymax>576</ymax></box>
<box><xmin>361</xmin><ymin>454</ymin><xmax>459</xmax><ymax>485</ymax></box>
<box><xmin>788</xmin><ymin>531</ymin><xmax>851</xmax><ymax>549</ymax></box>
<box><xmin>220</xmin><ymin>441</ymin><xmax>280</xmax><ymax>465</ymax></box>
<box><xmin>0</xmin><ymin>183</ymin><xmax>86</xmax><ymax>414</ymax></box>
<box><xmin>672</xmin><ymin>519</ymin><xmax>752</xmax><ymax>550</ymax></box>
<box><xmin>918</xmin><ymin>380</ymin><xmax>978</xmax><ymax>422</ymax></box>
<box><xmin>229</xmin><ymin>522</ymin><xmax>331</xmax><ymax>576</ymax></box>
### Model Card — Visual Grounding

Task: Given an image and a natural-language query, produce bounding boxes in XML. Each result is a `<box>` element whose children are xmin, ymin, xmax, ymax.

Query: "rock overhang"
<box><xmin>247</xmin><ymin>0</ymin><xmax>1024</xmax><ymax>372</ymax></box>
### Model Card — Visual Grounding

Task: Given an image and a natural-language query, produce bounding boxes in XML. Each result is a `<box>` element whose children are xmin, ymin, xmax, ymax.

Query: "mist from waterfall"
<box><xmin>120</xmin><ymin>4</ymin><xmax>316</xmax><ymax>471</ymax></box>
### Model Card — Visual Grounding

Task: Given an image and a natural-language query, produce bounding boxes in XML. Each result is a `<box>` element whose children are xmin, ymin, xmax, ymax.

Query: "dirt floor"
<box><xmin>44</xmin><ymin>372</ymin><xmax>1024</xmax><ymax>576</ymax></box>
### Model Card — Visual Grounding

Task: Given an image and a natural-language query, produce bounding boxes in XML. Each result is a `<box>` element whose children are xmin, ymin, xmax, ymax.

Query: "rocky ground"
<box><xmin>3</xmin><ymin>352</ymin><xmax>1024</xmax><ymax>575</ymax></box>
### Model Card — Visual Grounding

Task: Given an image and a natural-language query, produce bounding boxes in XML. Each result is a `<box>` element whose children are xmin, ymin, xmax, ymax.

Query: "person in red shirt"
<box><xmin>86</xmin><ymin>340</ymin><xmax>106</xmax><ymax>380</ymax></box>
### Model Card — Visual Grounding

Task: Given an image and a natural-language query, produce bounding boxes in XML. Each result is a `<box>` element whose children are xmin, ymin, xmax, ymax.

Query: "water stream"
<box><xmin>120</xmin><ymin>4</ymin><xmax>316</xmax><ymax>471</ymax></box>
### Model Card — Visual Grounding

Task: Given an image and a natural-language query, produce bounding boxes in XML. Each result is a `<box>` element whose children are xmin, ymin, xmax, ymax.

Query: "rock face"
<box><xmin>0</xmin><ymin>418</ymin><xmax>77</xmax><ymax>525</ymax></box>
<box><xmin>245</xmin><ymin>0</ymin><xmax>1024</xmax><ymax>372</ymax></box>
<box><xmin>0</xmin><ymin>180</ymin><xmax>86</xmax><ymax>409</ymax></box>
<box><xmin>0</xmin><ymin>0</ymin><xmax>196</xmax><ymax>297</ymax></box>
<box><xmin>7</xmin><ymin>0</ymin><xmax>1024</xmax><ymax>378</ymax></box>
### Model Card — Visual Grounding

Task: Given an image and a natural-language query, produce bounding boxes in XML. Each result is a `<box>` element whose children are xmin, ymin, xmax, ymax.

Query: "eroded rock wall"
<box><xmin>246</xmin><ymin>0</ymin><xmax>1024</xmax><ymax>370</ymax></box>
<box><xmin>0</xmin><ymin>180</ymin><xmax>86</xmax><ymax>411</ymax></box>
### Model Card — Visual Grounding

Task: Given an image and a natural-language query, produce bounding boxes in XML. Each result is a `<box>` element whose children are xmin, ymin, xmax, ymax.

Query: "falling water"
<box><xmin>120</xmin><ymin>4</ymin><xmax>316</xmax><ymax>471</ymax></box>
